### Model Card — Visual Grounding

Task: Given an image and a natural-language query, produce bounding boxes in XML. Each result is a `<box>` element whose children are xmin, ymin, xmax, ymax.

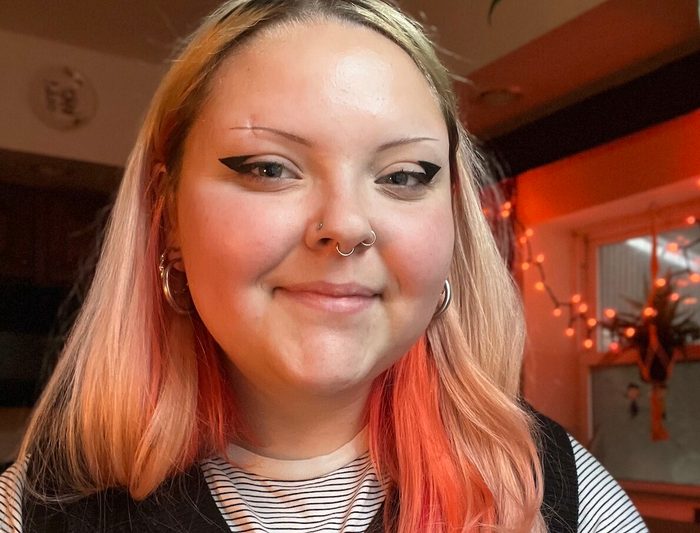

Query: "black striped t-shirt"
<box><xmin>0</xmin><ymin>435</ymin><xmax>648</xmax><ymax>532</ymax></box>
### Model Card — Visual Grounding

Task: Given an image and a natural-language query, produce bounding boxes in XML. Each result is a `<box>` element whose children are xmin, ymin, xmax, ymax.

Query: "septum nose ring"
<box><xmin>336</xmin><ymin>230</ymin><xmax>377</xmax><ymax>257</ymax></box>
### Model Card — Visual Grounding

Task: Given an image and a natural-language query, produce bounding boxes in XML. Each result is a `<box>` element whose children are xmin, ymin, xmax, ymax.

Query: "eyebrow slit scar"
<box><xmin>229</xmin><ymin>126</ymin><xmax>312</xmax><ymax>147</ymax></box>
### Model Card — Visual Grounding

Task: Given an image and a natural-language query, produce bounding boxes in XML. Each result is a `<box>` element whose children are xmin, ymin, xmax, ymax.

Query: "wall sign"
<box><xmin>29</xmin><ymin>66</ymin><xmax>97</xmax><ymax>130</ymax></box>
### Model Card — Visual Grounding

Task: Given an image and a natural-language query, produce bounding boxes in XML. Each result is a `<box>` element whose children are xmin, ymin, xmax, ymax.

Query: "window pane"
<box><xmin>590</xmin><ymin>361</ymin><xmax>700</xmax><ymax>485</ymax></box>
<box><xmin>597</xmin><ymin>225</ymin><xmax>700</xmax><ymax>350</ymax></box>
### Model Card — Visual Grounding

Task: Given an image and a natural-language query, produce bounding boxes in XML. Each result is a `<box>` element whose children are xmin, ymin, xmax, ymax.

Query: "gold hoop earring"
<box><xmin>159</xmin><ymin>248</ymin><xmax>194</xmax><ymax>315</ymax></box>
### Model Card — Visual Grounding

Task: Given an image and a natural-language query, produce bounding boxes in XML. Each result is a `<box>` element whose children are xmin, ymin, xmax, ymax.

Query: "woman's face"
<box><xmin>174</xmin><ymin>19</ymin><xmax>454</xmax><ymax>399</ymax></box>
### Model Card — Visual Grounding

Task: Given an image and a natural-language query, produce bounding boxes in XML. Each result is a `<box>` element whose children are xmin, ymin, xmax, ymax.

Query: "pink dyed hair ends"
<box><xmin>369</xmin><ymin>336</ymin><xmax>496</xmax><ymax>532</ymax></box>
<box><xmin>147</xmin><ymin>182</ymin><xmax>243</xmax><ymax>464</ymax></box>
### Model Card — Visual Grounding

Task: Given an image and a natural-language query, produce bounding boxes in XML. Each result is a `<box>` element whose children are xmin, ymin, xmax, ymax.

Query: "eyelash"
<box><xmin>375</xmin><ymin>161</ymin><xmax>441</xmax><ymax>187</ymax></box>
<box><xmin>218</xmin><ymin>156</ymin><xmax>441</xmax><ymax>187</ymax></box>
<box><xmin>218</xmin><ymin>155</ymin><xmax>296</xmax><ymax>180</ymax></box>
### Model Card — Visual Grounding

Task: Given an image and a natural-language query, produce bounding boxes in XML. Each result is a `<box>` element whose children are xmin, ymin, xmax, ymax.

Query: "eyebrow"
<box><xmin>377</xmin><ymin>136</ymin><xmax>440</xmax><ymax>152</ymax></box>
<box><xmin>229</xmin><ymin>126</ymin><xmax>439</xmax><ymax>152</ymax></box>
<box><xmin>229</xmin><ymin>126</ymin><xmax>311</xmax><ymax>146</ymax></box>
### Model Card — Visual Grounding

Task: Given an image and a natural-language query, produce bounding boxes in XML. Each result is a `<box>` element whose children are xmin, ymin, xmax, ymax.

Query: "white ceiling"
<box><xmin>400</xmin><ymin>0</ymin><xmax>608</xmax><ymax>75</ymax></box>
<box><xmin>0</xmin><ymin>0</ymin><xmax>606</xmax><ymax>73</ymax></box>
<box><xmin>1</xmin><ymin>0</ymin><xmax>698</xmax><ymax>138</ymax></box>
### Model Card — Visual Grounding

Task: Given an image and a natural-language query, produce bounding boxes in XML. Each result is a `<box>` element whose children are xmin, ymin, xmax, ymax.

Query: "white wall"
<box><xmin>0</xmin><ymin>30</ymin><xmax>164</xmax><ymax>167</ymax></box>
<box><xmin>521</xmin><ymin>222</ymin><xmax>584</xmax><ymax>438</ymax></box>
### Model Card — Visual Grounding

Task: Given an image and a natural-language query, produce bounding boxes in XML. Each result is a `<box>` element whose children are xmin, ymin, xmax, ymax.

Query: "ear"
<box><xmin>166</xmin><ymin>191</ymin><xmax>180</xmax><ymax>249</ymax></box>
<box><xmin>153</xmin><ymin>162</ymin><xmax>180</xmax><ymax>249</ymax></box>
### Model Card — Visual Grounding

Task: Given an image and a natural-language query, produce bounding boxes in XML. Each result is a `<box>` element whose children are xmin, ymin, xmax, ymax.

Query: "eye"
<box><xmin>219</xmin><ymin>155</ymin><xmax>298</xmax><ymax>180</ymax></box>
<box><xmin>377</xmin><ymin>170</ymin><xmax>427</xmax><ymax>187</ymax></box>
<box><xmin>375</xmin><ymin>160</ymin><xmax>441</xmax><ymax>187</ymax></box>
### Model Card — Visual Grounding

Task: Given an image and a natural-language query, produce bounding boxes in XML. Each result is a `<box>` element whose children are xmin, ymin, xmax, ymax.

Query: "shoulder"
<box><xmin>528</xmin><ymin>410</ymin><xmax>648</xmax><ymax>532</ymax></box>
<box><xmin>530</xmin><ymin>411</ymin><xmax>579</xmax><ymax>532</ymax></box>
<box><xmin>19</xmin><ymin>462</ymin><xmax>229</xmax><ymax>533</ymax></box>
<box><xmin>531</xmin><ymin>410</ymin><xmax>577</xmax><ymax>468</ymax></box>
<box><xmin>569</xmin><ymin>435</ymin><xmax>648</xmax><ymax>532</ymax></box>
<box><xmin>1</xmin><ymin>460</ymin><xmax>27</xmax><ymax>532</ymax></box>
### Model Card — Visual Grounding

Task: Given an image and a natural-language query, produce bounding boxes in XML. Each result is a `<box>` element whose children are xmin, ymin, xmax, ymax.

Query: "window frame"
<box><xmin>575</xmin><ymin>197</ymin><xmax>700</xmax><ymax>499</ymax></box>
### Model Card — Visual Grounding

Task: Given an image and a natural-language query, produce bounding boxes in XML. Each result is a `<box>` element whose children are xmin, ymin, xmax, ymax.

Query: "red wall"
<box><xmin>518</xmin><ymin>109</ymin><xmax>700</xmax><ymax>226</ymax></box>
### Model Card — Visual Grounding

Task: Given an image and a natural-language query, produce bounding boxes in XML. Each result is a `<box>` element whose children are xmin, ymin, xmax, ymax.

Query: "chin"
<box><xmin>279</xmin><ymin>343</ymin><xmax>389</xmax><ymax>395</ymax></box>
<box><xmin>287</xmin><ymin>362</ymin><xmax>371</xmax><ymax>395</ymax></box>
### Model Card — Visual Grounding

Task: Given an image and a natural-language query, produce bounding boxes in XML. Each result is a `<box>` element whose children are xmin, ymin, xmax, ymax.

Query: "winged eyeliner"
<box><xmin>219</xmin><ymin>155</ymin><xmax>441</xmax><ymax>182</ymax></box>
<box><xmin>417</xmin><ymin>161</ymin><xmax>441</xmax><ymax>181</ymax></box>
<box><xmin>219</xmin><ymin>155</ymin><xmax>254</xmax><ymax>171</ymax></box>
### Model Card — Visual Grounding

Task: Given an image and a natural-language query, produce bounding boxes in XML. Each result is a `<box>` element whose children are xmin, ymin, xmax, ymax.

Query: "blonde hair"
<box><xmin>21</xmin><ymin>1</ymin><xmax>544</xmax><ymax>530</ymax></box>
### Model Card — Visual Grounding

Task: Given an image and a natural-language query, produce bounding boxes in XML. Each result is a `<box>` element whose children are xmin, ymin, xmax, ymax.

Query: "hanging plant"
<box><xmin>606</xmin><ymin>274</ymin><xmax>700</xmax><ymax>384</ymax></box>
<box><xmin>599</xmin><ymin>227</ymin><xmax>700</xmax><ymax>440</ymax></box>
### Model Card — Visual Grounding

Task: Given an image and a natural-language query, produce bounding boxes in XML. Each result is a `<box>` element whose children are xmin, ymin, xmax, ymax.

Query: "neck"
<box><xmin>231</xmin><ymin>372</ymin><xmax>372</xmax><ymax>460</ymax></box>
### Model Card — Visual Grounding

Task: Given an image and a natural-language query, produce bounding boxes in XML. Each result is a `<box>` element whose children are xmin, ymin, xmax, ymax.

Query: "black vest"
<box><xmin>23</xmin><ymin>412</ymin><xmax>578</xmax><ymax>532</ymax></box>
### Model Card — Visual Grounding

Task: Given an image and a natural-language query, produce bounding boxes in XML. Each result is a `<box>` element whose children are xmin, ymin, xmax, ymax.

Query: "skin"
<box><xmin>173</xmin><ymin>18</ymin><xmax>454</xmax><ymax>460</ymax></box>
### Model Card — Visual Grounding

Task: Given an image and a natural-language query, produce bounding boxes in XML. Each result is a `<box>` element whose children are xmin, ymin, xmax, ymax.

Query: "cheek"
<box><xmin>174</xmin><ymin>184</ymin><xmax>298</xmax><ymax>298</ymax></box>
<box><xmin>386</xmin><ymin>202</ymin><xmax>455</xmax><ymax>299</ymax></box>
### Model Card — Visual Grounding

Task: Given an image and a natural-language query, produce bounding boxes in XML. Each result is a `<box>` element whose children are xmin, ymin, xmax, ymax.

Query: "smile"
<box><xmin>275</xmin><ymin>282</ymin><xmax>380</xmax><ymax>314</ymax></box>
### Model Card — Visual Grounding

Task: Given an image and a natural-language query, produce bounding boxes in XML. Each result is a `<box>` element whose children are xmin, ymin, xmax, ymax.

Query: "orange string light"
<box><xmin>516</xmin><ymin>211</ymin><xmax>699</xmax><ymax>353</ymax></box>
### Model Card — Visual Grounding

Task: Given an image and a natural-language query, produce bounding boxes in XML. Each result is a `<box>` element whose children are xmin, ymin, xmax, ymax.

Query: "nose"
<box><xmin>304</xmin><ymin>181</ymin><xmax>375</xmax><ymax>256</ymax></box>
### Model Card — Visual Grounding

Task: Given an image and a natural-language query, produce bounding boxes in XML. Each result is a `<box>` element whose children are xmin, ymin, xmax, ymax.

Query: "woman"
<box><xmin>1</xmin><ymin>1</ymin><xmax>646</xmax><ymax>531</ymax></box>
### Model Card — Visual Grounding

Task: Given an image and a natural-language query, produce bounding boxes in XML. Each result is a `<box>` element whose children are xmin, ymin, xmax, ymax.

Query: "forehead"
<box><xmin>198</xmin><ymin>18</ymin><xmax>446</xmax><ymax>140</ymax></box>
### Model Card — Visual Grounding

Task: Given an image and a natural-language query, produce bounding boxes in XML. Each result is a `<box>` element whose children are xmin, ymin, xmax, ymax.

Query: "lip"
<box><xmin>276</xmin><ymin>281</ymin><xmax>380</xmax><ymax>313</ymax></box>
